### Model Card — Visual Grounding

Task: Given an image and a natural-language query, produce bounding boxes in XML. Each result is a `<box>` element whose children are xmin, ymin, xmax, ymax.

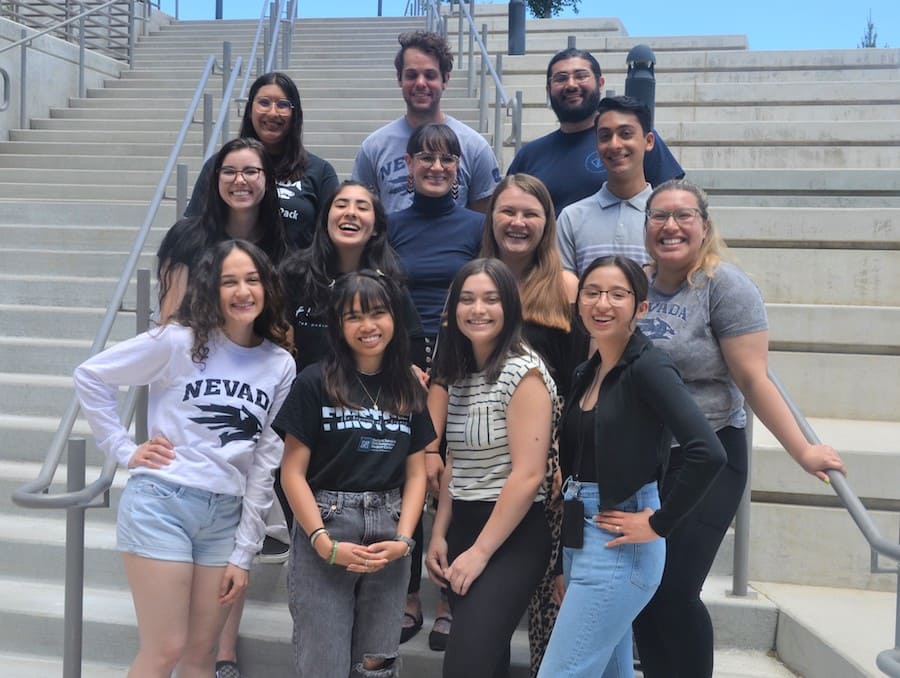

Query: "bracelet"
<box><xmin>308</xmin><ymin>527</ymin><xmax>328</xmax><ymax>548</ymax></box>
<box><xmin>328</xmin><ymin>539</ymin><xmax>339</xmax><ymax>566</ymax></box>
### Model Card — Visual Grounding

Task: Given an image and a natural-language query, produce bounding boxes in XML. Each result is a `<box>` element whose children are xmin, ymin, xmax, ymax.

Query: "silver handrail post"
<box><xmin>135</xmin><ymin>270</ymin><xmax>151</xmax><ymax>441</ymax></box>
<box><xmin>128</xmin><ymin>0</ymin><xmax>136</xmax><ymax>67</ymax></box>
<box><xmin>513</xmin><ymin>90</ymin><xmax>523</xmax><ymax>155</ymax></box>
<box><xmin>19</xmin><ymin>29</ymin><xmax>26</xmax><ymax>129</ymax></box>
<box><xmin>730</xmin><ymin>407</ymin><xmax>753</xmax><ymax>597</ymax></box>
<box><xmin>478</xmin><ymin>24</ymin><xmax>488</xmax><ymax>133</ymax></box>
<box><xmin>62</xmin><ymin>438</ymin><xmax>87</xmax><ymax>678</ymax></box>
<box><xmin>202</xmin><ymin>92</ymin><xmax>213</xmax><ymax>160</ymax></box>
<box><xmin>221</xmin><ymin>41</ymin><xmax>232</xmax><ymax>143</ymax></box>
<box><xmin>78</xmin><ymin>14</ymin><xmax>85</xmax><ymax>98</ymax></box>
<box><xmin>466</xmin><ymin>17</ymin><xmax>474</xmax><ymax>96</ymax></box>
<box><xmin>493</xmin><ymin>53</ymin><xmax>503</xmax><ymax>161</ymax></box>
<box><xmin>176</xmin><ymin>163</ymin><xmax>188</xmax><ymax>217</ymax></box>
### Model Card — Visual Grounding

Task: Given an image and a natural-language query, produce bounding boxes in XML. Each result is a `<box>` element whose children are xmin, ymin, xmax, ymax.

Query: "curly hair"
<box><xmin>394</xmin><ymin>31</ymin><xmax>453</xmax><ymax>82</ymax></box>
<box><xmin>481</xmin><ymin>174</ymin><xmax>571</xmax><ymax>332</ymax></box>
<box><xmin>178</xmin><ymin>239</ymin><xmax>292</xmax><ymax>364</ymax></box>
<box><xmin>240</xmin><ymin>72</ymin><xmax>309</xmax><ymax>181</ymax></box>
<box><xmin>157</xmin><ymin>138</ymin><xmax>288</xmax><ymax>312</ymax></box>
<box><xmin>323</xmin><ymin>271</ymin><xmax>425</xmax><ymax>415</ymax></box>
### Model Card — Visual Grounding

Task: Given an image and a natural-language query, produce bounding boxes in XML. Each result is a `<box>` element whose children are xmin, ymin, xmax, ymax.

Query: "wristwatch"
<box><xmin>392</xmin><ymin>534</ymin><xmax>416</xmax><ymax>557</ymax></box>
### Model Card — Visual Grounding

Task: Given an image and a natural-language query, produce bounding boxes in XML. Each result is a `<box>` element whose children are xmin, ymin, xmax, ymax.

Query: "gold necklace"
<box><xmin>357</xmin><ymin>375</ymin><xmax>382</xmax><ymax>410</ymax></box>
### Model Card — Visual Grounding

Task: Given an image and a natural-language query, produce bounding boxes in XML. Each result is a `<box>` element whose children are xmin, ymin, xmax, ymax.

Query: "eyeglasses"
<box><xmin>646</xmin><ymin>208</ymin><xmax>704</xmax><ymax>227</ymax></box>
<box><xmin>413</xmin><ymin>152</ymin><xmax>459</xmax><ymax>167</ymax></box>
<box><xmin>579</xmin><ymin>287</ymin><xmax>634</xmax><ymax>305</ymax></box>
<box><xmin>253</xmin><ymin>97</ymin><xmax>294</xmax><ymax>113</ymax></box>
<box><xmin>219</xmin><ymin>166</ymin><xmax>264</xmax><ymax>181</ymax></box>
<box><xmin>549</xmin><ymin>69</ymin><xmax>594</xmax><ymax>86</ymax></box>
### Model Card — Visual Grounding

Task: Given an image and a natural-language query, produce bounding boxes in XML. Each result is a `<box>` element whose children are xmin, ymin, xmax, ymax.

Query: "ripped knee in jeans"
<box><xmin>356</xmin><ymin>653</ymin><xmax>398</xmax><ymax>676</ymax></box>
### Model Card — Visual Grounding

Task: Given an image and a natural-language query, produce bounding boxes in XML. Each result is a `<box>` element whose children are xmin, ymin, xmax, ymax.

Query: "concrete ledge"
<box><xmin>753</xmin><ymin>581</ymin><xmax>897</xmax><ymax>677</ymax></box>
<box><xmin>766</xmin><ymin>304</ymin><xmax>899</xmax><ymax>354</ymax></box>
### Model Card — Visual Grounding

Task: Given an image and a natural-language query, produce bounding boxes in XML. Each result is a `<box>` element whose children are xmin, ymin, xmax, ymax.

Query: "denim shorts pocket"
<box><xmin>133</xmin><ymin>476</ymin><xmax>181</xmax><ymax>500</ymax></box>
<box><xmin>629</xmin><ymin>539</ymin><xmax>665</xmax><ymax>592</ymax></box>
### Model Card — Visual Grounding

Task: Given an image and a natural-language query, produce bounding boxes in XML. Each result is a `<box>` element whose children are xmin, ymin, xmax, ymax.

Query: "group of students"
<box><xmin>73</xmin><ymin>53</ymin><xmax>848</xmax><ymax>678</ymax></box>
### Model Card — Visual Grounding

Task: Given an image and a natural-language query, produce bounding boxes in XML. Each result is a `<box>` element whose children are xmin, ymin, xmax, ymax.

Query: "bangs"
<box><xmin>337</xmin><ymin>274</ymin><xmax>392</xmax><ymax>316</ymax></box>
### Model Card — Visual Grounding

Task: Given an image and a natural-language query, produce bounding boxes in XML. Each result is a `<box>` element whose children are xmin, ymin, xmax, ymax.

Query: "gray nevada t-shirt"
<box><xmin>639</xmin><ymin>262</ymin><xmax>768</xmax><ymax>431</ymax></box>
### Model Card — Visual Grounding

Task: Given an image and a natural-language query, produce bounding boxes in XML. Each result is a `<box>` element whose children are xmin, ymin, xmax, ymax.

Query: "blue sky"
<box><xmin>163</xmin><ymin>1</ymin><xmax>896</xmax><ymax>51</ymax></box>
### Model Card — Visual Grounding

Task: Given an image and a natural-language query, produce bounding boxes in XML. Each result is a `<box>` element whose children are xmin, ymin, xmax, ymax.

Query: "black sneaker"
<box><xmin>255</xmin><ymin>536</ymin><xmax>289</xmax><ymax>564</ymax></box>
<box><xmin>215</xmin><ymin>660</ymin><xmax>241</xmax><ymax>678</ymax></box>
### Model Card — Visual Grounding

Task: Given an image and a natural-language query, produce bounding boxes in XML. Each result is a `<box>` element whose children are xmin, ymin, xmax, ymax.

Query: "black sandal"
<box><xmin>428</xmin><ymin>615</ymin><xmax>452</xmax><ymax>651</ymax></box>
<box><xmin>400</xmin><ymin>610</ymin><xmax>424</xmax><ymax>643</ymax></box>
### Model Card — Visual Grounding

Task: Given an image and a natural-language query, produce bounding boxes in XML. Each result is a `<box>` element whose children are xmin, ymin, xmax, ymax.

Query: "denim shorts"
<box><xmin>117</xmin><ymin>474</ymin><xmax>242</xmax><ymax>566</ymax></box>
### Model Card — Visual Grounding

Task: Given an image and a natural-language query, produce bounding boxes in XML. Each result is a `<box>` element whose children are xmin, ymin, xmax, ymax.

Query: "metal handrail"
<box><xmin>0</xmin><ymin>0</ymin><xmax>131</xmax><ymax>61</ymax></box>
<box><xmin>11</xmin><ymin>55</ymin><xmax>219</xmax><ymax>510</ymax></box>
<box><xmin>422</xmin><ymin>0</ymin><xmax>522</xmax><ymax>163</ymax></box>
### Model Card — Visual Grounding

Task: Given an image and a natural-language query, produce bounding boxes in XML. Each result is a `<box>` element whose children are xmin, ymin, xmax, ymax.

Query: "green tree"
<box><xmin>858</xmin><ymin>9</ymin><xmax>878</xmax><ymax>48</ymax></box>
<box><xmin>525</xmin><ymin>0</ymin><xmax>581</xmax><ymax>19</ymax></box>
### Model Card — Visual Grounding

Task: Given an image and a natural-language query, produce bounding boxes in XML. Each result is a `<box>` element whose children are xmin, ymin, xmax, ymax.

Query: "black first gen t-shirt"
<box><xmin>274</xmin><ymin>363</ymin><xmax>435</xmax><ymax>492</ymax></box>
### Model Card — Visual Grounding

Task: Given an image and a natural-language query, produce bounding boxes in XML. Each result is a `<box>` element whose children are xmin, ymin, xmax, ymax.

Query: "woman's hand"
<box><xmin>444</xmin><ymin>545</ymin><xmax>490</xmax><ymax>596</ymax></box>
<box><xmin>412</xmin><ymin>364</ymin><xmax>430</xmax><ymax>391</ymax></box>
<box><xmin>348</xmin><ymin>541</ymin><xmax>403</xmax><ymax>574</ymax></box>
<box><xmin>218</xmin><ymin>563</ymin><xmax>248</xmax><ymax>606</ymax></box>
<box><xmin>795</xmin><ymin>443</ymin><xmax>847</xmax><ymax>482</ymax></box>
<box><xmin>425</xmin><ymin>454</ymin><xmax>445</xmax><ymax>496</ymax></box>
<box><xmin>551</xmin><ymin>574</ymin><xmax>566</xmax><ymax>607</ymax></box>
<box><xmin>129</xmin><ymin>436</ymin><xmax>175</xmax><ymax>469</ymax></box>
<box><xmin>594</xmin><ymin>507</ymin><xmax>660</xmax><ymax>548</ymax></box>
<box><xmin>425</xmin><ymin>535</ymin><xmax>450</xmax><ymax>588</ymax></box>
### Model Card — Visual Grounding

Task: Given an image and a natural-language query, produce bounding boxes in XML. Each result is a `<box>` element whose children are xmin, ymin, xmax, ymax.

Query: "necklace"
<box><xmin>357</xmin><ymin>375</ymin><xmax>382</xmax><ymax>410</ymax></box>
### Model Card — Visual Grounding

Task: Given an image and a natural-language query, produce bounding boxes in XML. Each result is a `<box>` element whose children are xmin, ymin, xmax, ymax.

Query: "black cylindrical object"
<box><xmin>625</xmin><ymin>44</ymin><xmax>656</xmax><ymax>127</ymax></box>
<box><xmin>508</xmin><ymin>0</ymin><xmax>526</xmax><ymax>55</ymax></box>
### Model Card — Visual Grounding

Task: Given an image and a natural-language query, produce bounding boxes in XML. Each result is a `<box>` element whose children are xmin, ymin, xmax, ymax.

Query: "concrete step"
<box><xmin>0</xmin><ymin>224</ymin><xmax>167</xmax><ymax>249</ymax></box>
<box><xmin>0</xmin><ymin>153</ymin><xmax>193</xmax><ymax>172</ymax></box>
<box><xmin>1</xmin><ymin>304</ymin><xmax>138</xmax><ymax>341</ymax></box>
<box><xmin>4</xmin><ymin>273</ymin><xmax>134</xmax><ymax>307</ymax></box>
<box><xmin>673</xmin><ymin>145</ymin><xmax>900</xmax><ymax>169</ymax></box>
<box><xmin>754</xmin><ymin>581</ymin><xmax>898</xmax><ymax>678</ymax></box>
<box><xmin>0</xmin><ymin>183</ymin><xmax>163</xmax><ymax>201</ymax></box>
<box><xmin>0</xmin><ymin>201</ymin><xmax>176</xmax><ymax>226</ymax></box>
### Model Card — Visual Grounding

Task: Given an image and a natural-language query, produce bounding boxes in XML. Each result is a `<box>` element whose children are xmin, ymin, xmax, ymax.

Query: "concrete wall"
<box><xmin>0</xmin><ymin>18</ymin><xmax>124</xmax><ymax>138</ymax></box>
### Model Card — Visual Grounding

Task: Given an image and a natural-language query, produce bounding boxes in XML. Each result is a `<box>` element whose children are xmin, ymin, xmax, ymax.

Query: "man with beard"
<box><xmin>352</xmin><ymin>31</ymin><xmax>501</xmax><ymax>214</ymax></box>
<box><xmin>507</xmin><ymin>48</ymin><xmax>683</xmax><ymax>216</ymax></box>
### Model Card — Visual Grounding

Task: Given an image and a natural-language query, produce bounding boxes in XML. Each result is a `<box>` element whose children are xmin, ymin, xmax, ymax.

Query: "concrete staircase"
<box><xmin>1</xmin><ymin>3</ymin><xmax>898</xmax><ymax>677</ymax></box>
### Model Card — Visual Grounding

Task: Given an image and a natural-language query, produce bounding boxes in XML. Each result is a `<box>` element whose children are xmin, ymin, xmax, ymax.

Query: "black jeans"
<box><xmin>443</xmin><ymin>500</ymin><xmax>550</xmax><ymax>678</ymax></box>
<box><xmin>633</xmin><ymin>425</ymin><xmax>748</xmax><ymax>678</ymax></box>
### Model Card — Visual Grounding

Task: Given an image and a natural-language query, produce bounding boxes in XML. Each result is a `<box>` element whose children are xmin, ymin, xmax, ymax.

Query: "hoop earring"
<box><xmin>450</xmin><ymin>180</ymin><xmax>460</xmax><ymax>200</ymax></box>
<box><xmin>406</xmin><ymin>174</ymin><xmax>414</xmax><ymax>193</ymax></box>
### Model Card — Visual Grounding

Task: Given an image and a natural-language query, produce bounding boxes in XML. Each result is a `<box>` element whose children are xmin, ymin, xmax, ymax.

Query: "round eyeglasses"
<box><xmin>413</xmin><ymin>152</ymin><xmax>459</xmax><ymax>167</ymax></box>
<box><xmin>645</xmin><ymin>208</ymin><xmax>704</xmax><ymax>227</ymax></box>
<box><xmin>579</xmin><ymin>287</ymin><xmax>634</xmax><ymax>305</ymax></box>
<box><xmin>219</xmin><ymin>166</ymin><xmax>264</xmax><ymax>181</ymax></box>
<box><xmin>253</xmin><ymin>97</ymin><xmax>294</xmax><ymax>113</ymax></box>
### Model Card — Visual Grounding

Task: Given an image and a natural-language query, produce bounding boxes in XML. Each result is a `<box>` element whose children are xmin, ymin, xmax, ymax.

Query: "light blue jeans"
<box><xmin>537</xmin><ymin>479</ymin><xmax>665</xmax><ymax>678</ymax></box>
<box><xmin>287</xmin><ymin>488</ymin><xmax>409</xmax><ymax>678</ymax></box>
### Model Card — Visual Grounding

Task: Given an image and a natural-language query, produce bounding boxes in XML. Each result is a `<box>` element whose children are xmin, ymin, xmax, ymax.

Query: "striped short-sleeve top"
<box><xmin>446</xmin><ymin>349</ymin><xmax>558</xmax><ymax>502</ymax></box>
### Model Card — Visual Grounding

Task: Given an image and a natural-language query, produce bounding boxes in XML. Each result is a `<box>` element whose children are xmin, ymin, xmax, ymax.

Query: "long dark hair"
<box><xmin>279</xmin><ymin>181</ymin><xmax>401</xmax><ymax>313</ymax></box>
<box><xmin>178</xmin><ymin>239</ymin><xmax>292</xmax><ymax>364</ymax></box>
<box><xmin>157</xmin><ymin>138</ymin><xmax>288</xmax><ymax>307</ymax></box>
<box><xmin>323</xmin><ymin>271</ymin><xmax>424</xmax><ymax>415</ymax></box>
<box><xmin>240</xmin><ymin>71</ymin><xmax>309</xmax><ymax>181</ymax></box>
<box><xmin>432</xmin><ymin>258</ymin><xmax>526</xmax><ymax>385</ymax></box>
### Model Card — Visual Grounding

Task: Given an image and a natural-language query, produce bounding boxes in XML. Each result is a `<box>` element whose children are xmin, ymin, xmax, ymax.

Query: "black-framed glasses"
<box><xmin>219</xmin><ymin>166</ymin><xmax>264</xmax><ymax>181</ymax></box>
<box><xmin>579</xmin><ymin>287</ymin><xmax>634</xmax><ymax>305</ymax></box>
<box><xmin>549</xmin><ymin>69</ymin><xmax>594</xmax><ymax>86</ymax></box>
<box><xmin>645</xmin><ymin>208</ymin><xmax>704</xmax><ymax>227</ymax></box>
<box><xmin>253</xmin><ymin>97</ymin><xmax>294</xmax><ymax>113</ymax></box>
<box><xmin>413</xmin><ymin>152</ymin><xmax>459</xmax><ymax>167</ymax></box>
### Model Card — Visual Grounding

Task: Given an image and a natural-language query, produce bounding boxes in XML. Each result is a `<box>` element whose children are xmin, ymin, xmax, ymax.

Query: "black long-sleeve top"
<box><xmin>562</xmin><ymin>329</ymin><xmax>726</xmax><ymax>537</ymax></box>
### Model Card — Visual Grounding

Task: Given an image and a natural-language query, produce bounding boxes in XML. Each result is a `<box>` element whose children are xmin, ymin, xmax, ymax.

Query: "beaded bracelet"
<box><xmin>328</xmin><ymin>539</ymin><xmax>340</xmax><ymax>566</ymax></box>
<box><xmin>308</xmin><ymin>527</ymin><xmax>328</xmax><ymax>548</ymax></box>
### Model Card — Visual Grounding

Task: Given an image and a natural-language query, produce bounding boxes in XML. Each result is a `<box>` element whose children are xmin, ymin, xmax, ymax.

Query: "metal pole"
<box><xmin>135</xmin><ymin>270</ymin><xmax>151</xmax><ymax>441</ymax></box>
<box><xmin>466</xmin><ymin>21</ymin><xmax>474</xmax><ymax>97</ymax></box>
<box><xmin>176</xmin><ymin>164</ymin><xmax>188</xmax><ymax>218</ymax></box>
<box><xmin>378</xmin><ymin>0</ymin><xmax>383</xmax><ymax>16</ymax></box>
<box><xmin>478</xmin><ymin>24</ymin><xmax>488</xmax><ymax>133</ymax></box>
<box><xmin>221</xmin><ymin>41</ymin><xmax>232</xmax><ymax>144</ymax></box>
<box><xmin>19</xmin><ymin>29</ymin><xmax>26</xmax><ymax>129</ymax></box>
<box><xmin>78</xmin><ymin>15</ymin><xmax>85</xmax><ymax>99</ymax></box>
<box><xmin>730</xmin><ymin>407</ymin><xmax>753</xmax><ymax>597</ymax></box>
<box><xmin>128</xmin><ymin>0</ymin><xmax>136</xmax><ymax>67</ymax></box>
<box><xmin>62</xmin><ymin>438</ymin><xmax>87</xmax><ymax>678</ymax></box>
<box><xmin>567</xmin><ymin>35</ymin><xmax>576</xmax><ymax>49</ymax></box>
<box><xmin>493</xmin><ymin>53</ymin><xmax>503</xmax><ymax>162</ymax></box>
<box><xmin>216</xmin><ymin>0</ymin><xmax>223</xmax><ymax>20</ymax></box>
<box><xmin>625</xmin><ymin>44</ymin><xmax>657</xmax><ymax>128</ymax></box>
<box><xmin>457</xmin><ymin>9</ymin><xmax>463</xmax><ymax>71</ymax></box>
<box><xmin>513</xmin><ymin>89</ymin><xmax>523</xmax><ymax>154</ymax></box>
<box><xmin>202</xmin><ymin>93</ymin><xmax>213</xmax><ymax>159</ymax></box>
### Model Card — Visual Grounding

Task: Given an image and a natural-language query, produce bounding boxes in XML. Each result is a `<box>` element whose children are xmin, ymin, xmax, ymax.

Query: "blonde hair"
<box><xmin>645</xmin><ymin>178</ymin><xmax>730</xmax><ymax>285</ymax></box>
<box><xmin>481</xmin><ymin>174</ymin><xmax>571</xmax><ymax>331</ymax></box>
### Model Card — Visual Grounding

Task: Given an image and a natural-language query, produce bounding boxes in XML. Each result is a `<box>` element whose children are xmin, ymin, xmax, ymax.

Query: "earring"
<box><xmin>406</xmin><ymin>174</ymin><xmax>414</xmax><ymax>193</ymax></box>
<box><xmin>450</xmin><ymin>180</ymin><xmax>460</xmax><ymax>200</ymax></box>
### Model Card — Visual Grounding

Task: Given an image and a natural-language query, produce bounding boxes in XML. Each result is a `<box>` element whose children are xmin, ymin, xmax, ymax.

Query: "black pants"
<box><xmin>633</xmin><ymin>426</ymin><xmax>748</xmax><ymax>678</ymax></box>
<box><xmin>443</xmin><ymin>500</ymin><xmax>550</xmax><ymax>678</ymax></box>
